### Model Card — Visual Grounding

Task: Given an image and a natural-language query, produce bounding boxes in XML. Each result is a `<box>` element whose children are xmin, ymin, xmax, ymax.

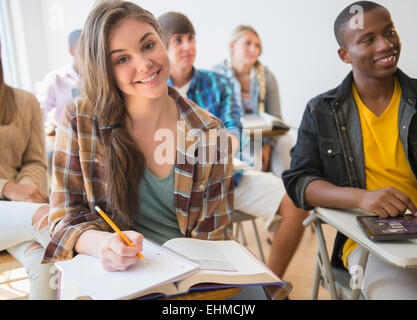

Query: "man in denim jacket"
<box><xmin>283</xmin><ymin>1</ymin><xmax>417</xmax><ymax>299</ymax></box>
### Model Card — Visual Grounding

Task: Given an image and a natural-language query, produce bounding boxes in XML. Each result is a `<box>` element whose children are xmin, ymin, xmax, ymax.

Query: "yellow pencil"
<box><xmin>95</xmin><ymin>206</ymin><xmax>148</xmax><ymax>264</ymax></box>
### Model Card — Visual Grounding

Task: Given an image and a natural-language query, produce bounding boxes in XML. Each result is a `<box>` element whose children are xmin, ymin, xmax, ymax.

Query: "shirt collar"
<box><xmin>168</xmin><ymin>68</ymin><xmax>198</xmax><ymax>96</ymax></box>
<box><xmin>325</xmin><ymin>68</ymin><xmax>417</xmax><ymax>109</ymax></box>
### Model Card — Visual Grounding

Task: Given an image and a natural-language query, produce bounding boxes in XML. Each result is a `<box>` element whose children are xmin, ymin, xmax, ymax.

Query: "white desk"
<box><xmin>304</xmin><ymin>207</ymin><xmax>417</xmax><ymax>300</ymax></box>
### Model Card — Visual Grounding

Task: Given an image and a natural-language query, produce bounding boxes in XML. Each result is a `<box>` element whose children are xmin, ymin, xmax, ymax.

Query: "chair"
<box><xmin>233</xmin><ymin>210</ymin><xmax>267</xmax><ymax>262</ymax></box>
<box><xmin>311</xmin><ymin>251</ymin><xmax>366</xmax><ymax>300</ymax></box>
<box><xmin>0</xmin><ymin>251</ymin><xmax>29</xmax><ymax>299</ymax></box>
<box><xmin>305</xmin><ymin>212</ymin><xmax>367</xmax><ymax>300</ymax></box>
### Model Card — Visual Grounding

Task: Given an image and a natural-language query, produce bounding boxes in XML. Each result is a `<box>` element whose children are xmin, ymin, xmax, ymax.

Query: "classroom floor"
<box><xmin>0</xmin><ymin>218</ymin><xmax>337</xmax><ymax>300</ymax></box>
<box><xmin>238</xmin><ymin>217</ymin><xmax>336</xmax><ymax>300</ymax></box>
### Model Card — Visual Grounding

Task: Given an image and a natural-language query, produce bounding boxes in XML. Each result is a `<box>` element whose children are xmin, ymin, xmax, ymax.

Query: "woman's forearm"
<box><xmin>75</xmin><ymin>229</ymin><xmax>111</xmax><ymax>258</ymax></box>
<box><xmin>305</xmin><ymin>179</ymin><xmax>365</xmax><ymax>209</ymax></box>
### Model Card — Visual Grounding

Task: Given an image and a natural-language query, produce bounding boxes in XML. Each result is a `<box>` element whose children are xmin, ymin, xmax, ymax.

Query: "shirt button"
<box><xmin>328</xmin><ymin>150</ymin><xmax>333</xmax><ymax>154</ymax></box>
<box><xmin>349</xmin><ymin>157</ymin><xmax>354</xmax><ymax>162</ymax></box>
<box><xmin>199</xmin><ymin>184</ymin><xmax>204</xmax><ymax>190</ymax></box>
<box><xmin>403</xmin><ymin>126</ymin><xmax>407</xmax><ymax>130</ymax></box>
<box><xmin>341</xmin><ymin>126</ymin><xmax>346</xmax><ymax>131</ymax></box>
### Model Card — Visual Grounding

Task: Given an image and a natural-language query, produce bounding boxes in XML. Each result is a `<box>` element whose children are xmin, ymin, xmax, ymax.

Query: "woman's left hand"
<box><xmin>262</xmin><ymin>144</ymin><xmax>272</xmax><ymax>172</ymax></box>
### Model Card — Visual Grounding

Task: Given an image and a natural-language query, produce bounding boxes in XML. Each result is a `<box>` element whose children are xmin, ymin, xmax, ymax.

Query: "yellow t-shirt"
<box><xmin>342</xmin><ymin>78</ymin><xmax>417</xmax><ymax>268</ymax></box>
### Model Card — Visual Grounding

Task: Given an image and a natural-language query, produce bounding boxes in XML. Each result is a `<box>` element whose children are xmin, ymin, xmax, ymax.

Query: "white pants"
<box><xmin>270</xmin><ymin>133</ymin><xmax>294</xmax><ymax>178</ymax></box>
<box><xmin>234</xmin><ymin>169</ymin><xmax>286</xmax><ymax>229</ymax></box>
<box><xmin>0</xmin><ymin>201</ymin><xmax>57</xmax><ymax>300</ymax></box>
<box><xmin>348</xmin><ymin>245</ymin><xmax>417</xmax><ymax>300</ymax></box>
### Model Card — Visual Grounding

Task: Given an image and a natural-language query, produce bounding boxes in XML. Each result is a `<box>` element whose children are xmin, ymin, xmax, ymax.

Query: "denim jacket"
<box><xmin>282</xmin><ymin>69</ymin><xmax>417</xmax><ymax>268</ymax></box>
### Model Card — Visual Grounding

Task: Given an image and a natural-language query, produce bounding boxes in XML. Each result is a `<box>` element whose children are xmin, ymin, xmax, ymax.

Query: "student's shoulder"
<box><xmin>196</xmin><ymin>68</ymin><xmax>230</xmax><ymax>84</ymax></box>
<box><xmin>61</xmin><ymin>97</ymin><xmax>96</xmax><ymax>124</ymax></box>
<box><xmin>306</xmin><ymin>86</ymin><xmax>340</xmax><ymax>113</ymax></box>
<box><xmin>11</xmin><ymin>87</ymin><xmax>41</xmax><ymax>115</ymax></box>
<box><xmin>212</xmin><ymin>61</ymin><xmax>228</xmax><ymax>75</ymax></box>
<box><xmin>12</xmin><ymin>87</ymin><xmax>38</xmax><ymax>105</ymax></box>
<box><xmin>42</xmin><ymin>64</ymin><xmax>73</xmax><ymax>82</ymax></box>
<box><xmin>179</xmin><ymin>94</ymin><xmax>226</xmax><ymax>131</ymax></box>
<box><xmin>398</xmin><ymin>69</ymin><xmax>417</xmax><ymax>96</ymax></box>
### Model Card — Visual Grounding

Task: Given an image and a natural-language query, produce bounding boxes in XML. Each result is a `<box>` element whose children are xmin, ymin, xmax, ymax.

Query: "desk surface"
<box><xmin>315</xmin><ymin>207</ymin><xmax>417</xmax><ymax>269</ymax></box>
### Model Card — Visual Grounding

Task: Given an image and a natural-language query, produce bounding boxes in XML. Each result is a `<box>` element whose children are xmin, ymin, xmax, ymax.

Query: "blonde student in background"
<box><xmin>213</xmin><ymin>25</ymin><xmax>294</xmax><ymax>177</ymax></box>
<box><xmin>42</xmin><ymin>0</ymin><xmax>272</xmax><ymax>299</ymax></box>
<box><xmin>0</xmin><ymin>39</ymin><xmax>56</xmax><ymax>300</ymax></box>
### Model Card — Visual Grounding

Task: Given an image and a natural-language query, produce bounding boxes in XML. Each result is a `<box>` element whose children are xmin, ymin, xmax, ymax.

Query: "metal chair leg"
<box><xmin>349</xmin><ymin>249</ymin><xmax>369</xmax><ymax>300</ymax></box>
<box><xmin>311</xmin><ymin>260</ymin><xmax>321</xmax><ymax>300</ymax></box>
<box><xmin>251</xmin><ymin>219</ymin><xmax>265</xmax><ymax>262</ymax></box>
<box><xmin>314</xmin><ymin>219</ymin><xmax>338</xmax><ymax>300</ymax></box>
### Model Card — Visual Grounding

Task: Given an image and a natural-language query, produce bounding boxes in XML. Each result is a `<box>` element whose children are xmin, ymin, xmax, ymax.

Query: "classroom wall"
<box><xmin>6</xmin><ymin>0</ymin><xmax>417</xmax><ymax>131</ymax></box>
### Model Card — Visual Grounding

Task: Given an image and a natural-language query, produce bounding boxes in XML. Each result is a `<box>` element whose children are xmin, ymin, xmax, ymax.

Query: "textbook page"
<box><xmin>56</xmin><ymin>239</ymin><xmax>199</xmax><ymax>300</ymax></box>
<box><xmin>163</xmin><ymin>238</ymin><xmax>270</xmax><ymax>273</ymax></box>
<box><xmin>163</xmin><ymin>239</ymin><xmax>281</xmax><ymax>293</ymax></box>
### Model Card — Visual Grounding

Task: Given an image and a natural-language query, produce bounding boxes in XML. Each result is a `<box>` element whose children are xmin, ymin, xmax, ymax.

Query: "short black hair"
<box><xmin>334</xmin><ymin>1</ymin><xmax>387</xmax><ymax>47</ymax></box>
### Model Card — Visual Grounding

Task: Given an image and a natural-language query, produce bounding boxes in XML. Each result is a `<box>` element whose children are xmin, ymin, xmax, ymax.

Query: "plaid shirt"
<box><xmin>43</xmin><ymin>87</ymin><xmax>234</xmax><ymax>263</ymax></box>
<box><xmin>169</xmin><ymin>68</ymin><xmax>242</xmax><ymax>141</ymax></box>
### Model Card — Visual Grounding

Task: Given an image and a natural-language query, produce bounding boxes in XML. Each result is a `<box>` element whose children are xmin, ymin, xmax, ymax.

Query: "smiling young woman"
<box><xmin>43</xmin><ymin>0</ymin><xmax>234</xmax><ymax>274</ymax></box>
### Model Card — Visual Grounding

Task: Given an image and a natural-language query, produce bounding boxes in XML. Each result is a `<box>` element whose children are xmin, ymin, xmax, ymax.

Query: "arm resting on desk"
<box><xmin>305</xmin><ymin>180</ymin><xmax>417</xmax><ymax>218</ymax></box>
<box><xmin>305</xmin><ymin>180</ymin><xmax>363</xmax><ymax>209</ymax></box>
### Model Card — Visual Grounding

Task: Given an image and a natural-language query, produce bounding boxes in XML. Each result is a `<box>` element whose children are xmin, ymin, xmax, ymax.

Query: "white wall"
<box><xmin>10</xmin><ymin>0</ymin><xmax>417</xmax><ymax>130</ymax></box>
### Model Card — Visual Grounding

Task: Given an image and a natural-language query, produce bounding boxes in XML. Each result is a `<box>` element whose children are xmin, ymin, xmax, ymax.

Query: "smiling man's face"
<box><xmin>338</xmin><ymin>7</ymin><xmax>401</xmax><ymax>80</ymax></box>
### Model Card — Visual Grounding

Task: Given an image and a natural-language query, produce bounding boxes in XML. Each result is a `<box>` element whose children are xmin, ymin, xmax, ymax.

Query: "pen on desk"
<box><xmin>94</xmin><ymin>206</ymin><xmax>148</xmax><ymax>264</ymax></box>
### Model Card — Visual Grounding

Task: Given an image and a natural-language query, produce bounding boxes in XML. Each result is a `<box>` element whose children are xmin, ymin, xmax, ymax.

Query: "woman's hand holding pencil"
<box><xmin>94</xmin><ymin>206</ymin><xmax>148</xmax><ymax>272</ymax></box>
<box><xmin>98</xmin><ymin>230</ymin><xmax>145</xmax><ymax>272</ymax></box>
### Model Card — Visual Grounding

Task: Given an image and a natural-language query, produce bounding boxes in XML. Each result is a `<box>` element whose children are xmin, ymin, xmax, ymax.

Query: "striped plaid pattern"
<box><xmin>168</xmin><ymin>68</ymin><xmax>242</xmax><ymax>140</ymax></box>
<box><xmin>43</xmin><ymin>86</ymin><xmax>234</xmax><ymax>263</ymax></box>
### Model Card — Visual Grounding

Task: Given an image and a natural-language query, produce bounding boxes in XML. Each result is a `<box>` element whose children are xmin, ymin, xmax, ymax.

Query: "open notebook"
<box><xmin>56</xmin><ymin>238</ymin><xmax>283</xmax><ymax>300</ymax></box>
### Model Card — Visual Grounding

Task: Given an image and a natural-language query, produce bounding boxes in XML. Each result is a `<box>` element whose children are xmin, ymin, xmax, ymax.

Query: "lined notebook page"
<box><xmin>56</xmin><ymin>239</ymin><xmax>199</xmax><ymax>300</ymax></box>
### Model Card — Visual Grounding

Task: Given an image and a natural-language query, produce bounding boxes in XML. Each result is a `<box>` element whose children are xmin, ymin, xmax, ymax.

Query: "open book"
<box><xmin>241</xmin><ymin>112</ymin><xmax>290</xmax><ymax>132</ymax></box>
<box><xmin>55</xmin><ymin>238</ymin><xmax>283</xmax><ymax>300</ymax></box>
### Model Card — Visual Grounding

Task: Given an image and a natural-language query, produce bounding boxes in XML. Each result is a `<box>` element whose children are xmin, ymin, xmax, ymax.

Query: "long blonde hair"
<box><xmin>79</xmin><ymin>0</ymin><xmax>163</xmax><ymax>228</ymax></box>
<box><xmin>229</xmin><ymin>25</ymin><xmax>266</xmax><ymax>113</ymax></box>
<box><xmin>0</xmin><ymin>55</ymin><xmax>16</xmax><ymax>125</ymax></box>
